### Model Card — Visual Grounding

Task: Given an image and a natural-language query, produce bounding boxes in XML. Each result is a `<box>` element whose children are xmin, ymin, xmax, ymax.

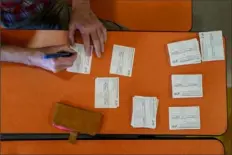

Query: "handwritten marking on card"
<box><xmin>95</xmin><ymin>77</ymin><xmax>119</xmax><ymax>108</ymax></box>
<box><xmin>169</xmin><ymin>106</ymin><xmax>201</xmax><ymax>130</ymax></box>
<box><xmin>67</xmin><ymin>43</ymin><xmax>92</xmax><ymax>74</ymax></box>
<box><xmin>171</xmin><ymin>74</ymin><xmax>203</xmax><ymax>98</ymax></box>
<box><xmin>199</xmin><ymin>31</ymin><xmax>225</xmax><ymax>61</ymax></box>
<box><xmin>110</xmin><ymin>45</ymin><xmax>135</xmax><ymax>77</ymax></box>
<box><xmin>167</xmin><ymin>39</ymin><xmax>201</xmax><ymax>66</ymax></box>
<box><xmin>131</xmin><ymin>96</ymin><xmax>159</xmax><ymax>129</ymax></box>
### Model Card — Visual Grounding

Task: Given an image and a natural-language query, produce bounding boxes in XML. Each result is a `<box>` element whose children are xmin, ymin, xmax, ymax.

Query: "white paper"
<box><xmin>67</xmin><ymin>43</ymin><xmax>92</xmax><ymax>74</ymax></box>
<box><xmin>131</xmin><ymin>96</ymin><xmax>159</xmax><ymax>129</ymax></box>
<box><xmin>171</xmin><ymin>74</ymin><xmax>203</xmax><ymax>98</ymax></box>
<box><xmin>169</xmin><ymin>106</ymin><xmax>201</xmax><ymax>130</ymax></box>
<box><xmin>110</xmin><ymin>45</ymin><xmax>135</xmax><ymax>77</ymax></box>
<box><xmin>199</xmin><ymin>31</ymin><xmax>225</xmax><ymax>61</ymax></box>
<box><xmin>167</xmin><ymin>39</ymin><xmax>202</xmax><ymax>66</ymax></box>
<box><xmin>95</xmin><ymin>77</ymin><xmax>119</xmax><ymax>108</ymax></box>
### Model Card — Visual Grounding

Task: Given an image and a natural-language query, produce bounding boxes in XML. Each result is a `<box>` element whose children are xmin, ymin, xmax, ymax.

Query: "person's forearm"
<box><xmin>72</xmin><ymin>0</ymin><xmax>90</xmax><ymax>10</ymax></box>
<box><xmin>0</xmin><ymin>45</ymin><xmax>37</xmax><ymax>65</ymax></box>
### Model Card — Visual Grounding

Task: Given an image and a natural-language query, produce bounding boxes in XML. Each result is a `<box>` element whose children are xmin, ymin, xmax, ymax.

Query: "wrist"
<box><xmin>28</xmin><ymin>51</ymin><xmax>45</xmax><ymax>67</ymax></box>
<box><xmin>72</xmin><ymin>0</ymin><xmax>90</xmax><ymax>10</ymax></box>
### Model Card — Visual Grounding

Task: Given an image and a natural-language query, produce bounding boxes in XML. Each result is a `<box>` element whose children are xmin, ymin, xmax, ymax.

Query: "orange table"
<box><xmin>0</xmin><ymin>140</ymin><xmax>224</xmax><ymax>154</ymax></box>
<box><xmin>1</xmin><ymin>30</ymin><xmax>227</xmax><ymax>135</ymax></box>
<box><xmin>67</xmin><ymin>0</ymin><xmax>192</xmax><ymax>31</ymax></box>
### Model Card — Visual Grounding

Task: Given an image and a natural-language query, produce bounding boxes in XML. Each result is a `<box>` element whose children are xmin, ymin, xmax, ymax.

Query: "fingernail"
<box><xmin>102</xmin><ymin>46</ymin><xmax>104</xmax><ymax>53</ymax></box>
<box><xmin>97</xmin><ymin>53</ymin><xmax>101</xmax><ymax>58</ymax></box>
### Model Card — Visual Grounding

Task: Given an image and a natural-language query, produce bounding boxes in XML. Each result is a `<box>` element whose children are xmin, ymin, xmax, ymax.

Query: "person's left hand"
<box><xmin>69</xmin><ymin>6</ymin><xmax>107</xmax><ymax>58</ymax></box>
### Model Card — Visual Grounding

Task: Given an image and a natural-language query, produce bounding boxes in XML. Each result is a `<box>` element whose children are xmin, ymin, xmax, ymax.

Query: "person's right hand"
<box><xmin>30</xmin><ymin>45</ymin><xmax>77</xmax><ymax>73</ymax></box>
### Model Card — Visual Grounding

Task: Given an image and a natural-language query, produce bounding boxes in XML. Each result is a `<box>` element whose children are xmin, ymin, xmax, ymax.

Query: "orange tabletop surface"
<box><xmin>1</xmin><ymin>30</ymin><xmax>227</xmax><ymax>135</ymax></box>
<box><xmin>0</xmin><ymin>140</ymin><xmax>224</xmax><ymax>155</ymax></box>
<box><xmin>91</xmin><ymin>0</ymin><xmax>193</xmax><ymax>31</ymax></box>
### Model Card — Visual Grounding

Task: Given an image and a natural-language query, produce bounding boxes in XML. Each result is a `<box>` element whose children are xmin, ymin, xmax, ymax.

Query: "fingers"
<box><xmin>68</xmin><ymin>24</ymin><xmax>76</xmax><ymax>46</ymax></box>
<box><xmin>51</xmin><ymin>56</ymin><xmax>76</xmax><ymax>73</ymax></box>
<box><xmin>69</xmin><ymin>20</ymin><xmax>107</xmax><ymax>58</ymax></box>
<box><xmin>60</xmin><ymin>45</ymin><xmax>77</xmax><ymax>54</ymax></box>
<box><xmin>81</xmin><ymin>33</ymin><xmax>92</xmax><ymax>56</ymax></box>
<box><xmin>40</xmin><ymin>45</ymin><xmax>78</xmax><ymax>73</ymax></box>
<box><xmin>56</xmin><ymin>53</ymin><xmax>77</xmax><ymax>65</ymax></box>
<box><xmin>102</xmin><ymin>27</ymin><xmax>107</xmax><ymax>43</ymax></box>
<box><xmin>69</xmin><ymin>23</ymin><xmax>92</xmax><ymax>57</ymax></box>
<box><xmin>97</xmin><ymin>28</ymin><xmax>105</xmax><ymax>53</ymax></box>
<box><xmin>91</xmin><ymin>31</ymin><xmax>101</xmax><ymax>58</ymax></box>
<box><xmin>53</xmin><ymin>65</ymin><xmax>72</xmax><ymax>73</ymax></box>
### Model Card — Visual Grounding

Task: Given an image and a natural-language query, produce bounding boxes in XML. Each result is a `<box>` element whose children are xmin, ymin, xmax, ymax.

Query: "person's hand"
<box><xmin>69</xmin><ymin>6</ymin><xmax>107</xmax><ymax>58</ymax></box>
<box><xmin>30</xmin><ymin>45</ymin><xmax>77</xmax><ymax>73</ymax></box>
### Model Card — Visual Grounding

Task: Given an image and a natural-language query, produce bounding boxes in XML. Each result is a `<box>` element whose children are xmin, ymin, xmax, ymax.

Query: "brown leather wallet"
<box><xmin>53</xmin><ymin>103</ymin><xmax>103</xmax><ymax>143</ymax></box>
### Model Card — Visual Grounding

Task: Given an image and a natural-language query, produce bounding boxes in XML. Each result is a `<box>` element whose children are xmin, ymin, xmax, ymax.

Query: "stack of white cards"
<box><xmin>171</xmin><ymin>74</ymin><xmax>203</xmax><ymax>98</ymax></box>
<box><xmin>67</xmin><ymin>43</ymin><xmax>93</xmax><ymax>74</ymax></box>
<box><xmin>169</xmin><ymin>106</ymin><xmax>201</xmax><ymax>130</ymax></box>
<box><xmin>199</xmin><ymin>31</ymin><xmax>225</xmax><ymax>61</ymax></box>
<box><xmin>167</xmin><ymin>39</ymin><xmax>202</xmax><ymax>66</ymax></box>
<box><xmin>110</xmin><ymin>45</ymin><xmax>135</xmax><ymax>77</ymax></box>
<box><xmin>131</xmin><ymin>96</ymin><xmax>159</xmax><ymax>129</ymax></box>
<box><xmin>95</xmin><ymin>77</ymin><xmax>119</xmax><ymax>108</ymax></box>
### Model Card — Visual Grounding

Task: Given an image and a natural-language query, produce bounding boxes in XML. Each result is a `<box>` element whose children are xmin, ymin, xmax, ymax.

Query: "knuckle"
<box><xmin>81</xmin><ymin>29</ymin><xmax>90</xmax><ymax>35</ymax></box>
